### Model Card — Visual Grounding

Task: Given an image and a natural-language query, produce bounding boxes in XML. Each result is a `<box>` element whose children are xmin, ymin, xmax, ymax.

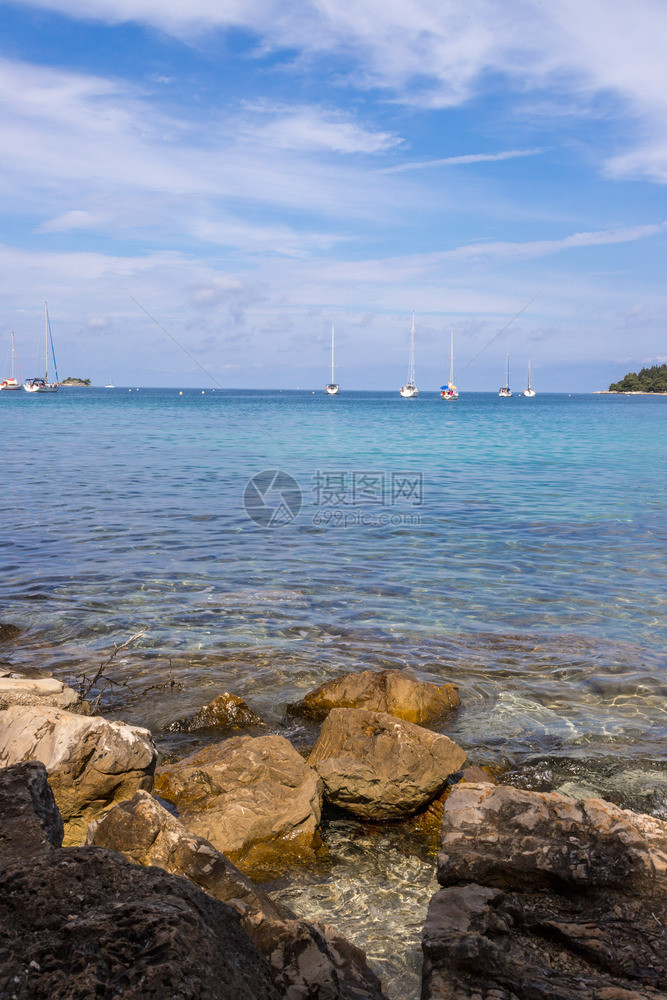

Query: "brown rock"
<box><xmin>168</xmin><ymin>691</ymin><xmax>267</xmax><ymax>733</ymax></box>
<box><xmin>421</xmin><ymin>783</ymin><xmax>667</xmax><ymax>1000</ymax></box>
<box><xmin>88</xmin><ymin>791</ymin><xmax>387</xmax><ymax>1000</ymax></box>
<box><xmin>155</xmin><ymin>733</ymin><xmax>323</xmax><ymax>874</ymax></box>
<box><xmin>0</xmin><ymin>846</ymin><xmax>281</xmax><ymax>1000</ymax></box>
<box><xmin>0</xmin><ymin>761</ymin><xmax>63</xmax><ymax>861</ymax></box>
<box><xmin>293</xmin><ymin>668</ymin><xmax>460</xmax><ymax>724</ymax></box>
<box><xmin>0</xmin><ymin>704</ymin><xmax>157</xmax><ymax>845</ymax></box>
<box><xmin>308</xmin><ymin>708</ymin><xmax>466</xmax><ymax>819</ymax></box>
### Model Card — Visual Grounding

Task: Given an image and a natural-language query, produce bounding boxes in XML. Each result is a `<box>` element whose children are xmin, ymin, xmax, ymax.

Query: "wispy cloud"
<box><xmin>377</xmin><ymin>148</ymin><xmax>544</xmax><ymax>174</ymax></box>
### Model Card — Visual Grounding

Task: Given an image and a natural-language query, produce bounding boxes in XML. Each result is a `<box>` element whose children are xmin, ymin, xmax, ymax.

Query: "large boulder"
<box><xmin>154</xmin><ymin>733</ymin><xmax>323</xmax><ymax>875</ymax></box>
<box><xmin>167</xmin><ymin>691</ymin><xmax>267</xmax><ymax>733</ymax></box>
<box><xmin>0</xmin><ymin>846</ymin><xmax>281</xmax><ymax>1000</ymax></box>
<box><xmin>0</xmin><ymin>704</ymin><xmax>157</xmax><ymax>845</ymax></box>
<box><xmin>308</xmin><ymin>708</ymin><xmax>466</xmax><ymax>820</ymax></box>
<box><xmin>292</xmin><ymin>669</ymin><xmax>460</xmax><ymax>725</ymax></box>
<box><xmin>0</xmin><ymin>761</ymin><xmax>63</xmax><ymax>861</ymax></box>
<box><xmin>88</xmin><ymin>791</ymin><xmax>386</xmax><ymax>1000</ymax></box>
<box><xmin>0</xmin><ymin>668</ymin><xmax>80</xmax><ymax>711</ymax></box>
<box><xmin>422</xmin><ymin>782</ymin><xmax>667</xmax><ymax>1000</ymax></box>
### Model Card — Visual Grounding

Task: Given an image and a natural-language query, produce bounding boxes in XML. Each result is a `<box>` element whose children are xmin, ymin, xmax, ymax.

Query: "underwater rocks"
<box><xmin>0</xmin><ymin>623</ymin><xmax>22</xmax><ymax>642</ymax></box>
<box><xmin>167</xmin><ymin>691</ymin><xmax>267</xmax><ymax>733</ymax></box>
<box><xmin>422</xmin><ymin>782</ymin><xmax>667</xmax><ymax>1000</ymax></box>
<box><xmin>0</xmin><ymin>704</ymin><xmax>157</xmax><ymax>844</ymax></box>
<box><xmin>89</xmin><ymin>790</ymin><xmax>386</xmax><ymax>1000</ymax></box>
<box><xmin>154</xmin><ymin>733</ymin><xmax>323</xmax><ymax>873</ymax></box>
<box><xmin>309</xmin><ymin>708</ymin><xmax>466</xmax><ymax>820</ymax></box>
<box><xmin>292</xmin><ymin>668</ymin><xmax>461</xmax><ymax>725</ymax></box>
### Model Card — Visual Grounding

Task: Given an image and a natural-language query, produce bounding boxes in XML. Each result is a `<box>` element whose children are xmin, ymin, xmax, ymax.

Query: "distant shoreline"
<box><xmin>593</xmin><ymin>390</ymin><xmax>667</xmax><ymax>395</ymax></box>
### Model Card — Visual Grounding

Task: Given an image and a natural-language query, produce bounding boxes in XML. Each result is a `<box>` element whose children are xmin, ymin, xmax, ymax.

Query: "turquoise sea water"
<box><xmin>1</xmin><ymin>387</ymin><xmax>666</xmax><ymax>995</ymax></box>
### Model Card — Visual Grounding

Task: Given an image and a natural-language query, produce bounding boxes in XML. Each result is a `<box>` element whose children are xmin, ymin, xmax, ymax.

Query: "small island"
<box><xmin>59</xmin><ymin>377</ymin><xmax>92</xmax><ymax>386</ymax></box>
<box><xmin>607</xmin><ymin>363</ymin><xmax>667</xmax><ymax>394</ymax></box>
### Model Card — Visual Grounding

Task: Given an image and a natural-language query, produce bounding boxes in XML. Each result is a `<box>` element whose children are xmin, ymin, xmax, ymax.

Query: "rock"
<box><xmin>292</xmin><ymin>668</ymin><xmax>461</xmax><ymax>724</ymax></box>
<box><xmin>458</xmin><ymin>765</ymin><xmax>496</xmax><ymax>784</ymax></box>
<box><xmin>168</xmin><ymin>691</ymin><xmax>267</xmax><ymax>733</ymax></box>
<box><xmin>308</xmin><ymin>708</ymin><xmax>466</xmax><ymax>820</ymax></box>
<box><xmin>0</xmin><ymin>761</ymin><xmax>63</xmax><ymax>860</ymax></box>
<box><xmin>87</xmin><ymin>789</ymin><xmax>284</xmax><ymax>920</ymax></box>
<box><xmin>88</xmin><ymin>791</ymin><xmax>387</xmax><ymax>1000</ymax></box>
<box><xmin>0</xmin><ymin>671</ymin><xmax>81</xmax><ymax>711</ymax></box>
<box><xmin>0</xmin><ymin>846</ymin><xmax>281</xmax><ymax>1000</ymax></box>
<box><xmin>422</xmin><ymin>783</ymin><xmax>667</xmax><ymax>1000</ymax></box>
<box><xmin>0</xmin><ymin>623</ymin><xmax>21</xmax><ymax>642</ymax></box>
<box><xmin>154</xmin><ymin>733</ymin><xmax>323</xmax><ymax>875</ymax></box>
<box><xmin>0</xmin><ymin>704</ymin><xmax>157</xmax><ymax>845</ymax></box>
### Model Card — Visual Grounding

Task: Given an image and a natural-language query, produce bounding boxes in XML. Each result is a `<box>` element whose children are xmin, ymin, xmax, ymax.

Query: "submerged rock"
<box><xmin>154</xmin><ymin>733</ymin><xmax>323</xmax><ymax>875</ymax></box>
<box><xmin>0</xmin><ymin>623</ymin><xmax>21</xmax><ymax>642</ymax></box>
<box><xmin>422</xmin><ymin>782</ymin><xmax>667</xmax><ymax>999</ymax></box>
<box><xmin>292</xmin><ymin>668</ymin><xmax>461</xmax><ymax>725</ymax></box>
<box><xmin>0</xmin><ymin>669</ymin><xmax>80</xmax><ymax>711</ymax></box>
<box><xmin>0</xmin><ymin>846</ymin><xmax>281</xmax><ymax>1000</ymax></box>
<box><xmin>167</xmin><ymin>691</ymin><xmax>267</xmax><ymax>733</ymax></box>
<box><xmin>89</xmin><ymin>791</ymin><xmax>387</xmax><ymax>1000</ymax></box>
<box><xmin>0</xmin><ymin>704</ymin><xmax>157</xmax><ymax>845</ymax></box>
<box><xmin>0</xmin><ymin>761</ymin><xmax>63</xmax><ymax>861</ymax></box>
<box><xmin>308</xmin><ymin>708</ymin><xmax>466</xmax><ymax>820</ymax></box>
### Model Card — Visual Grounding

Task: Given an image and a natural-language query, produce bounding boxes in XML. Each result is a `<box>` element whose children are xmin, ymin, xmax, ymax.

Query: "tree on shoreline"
<box><xmin>609</xmin><ymin>363</ymin><xmax>667</xmax><ymax>393</ymax></box>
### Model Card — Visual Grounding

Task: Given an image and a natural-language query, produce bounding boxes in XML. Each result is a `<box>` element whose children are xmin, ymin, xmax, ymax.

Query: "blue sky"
<box><xmin>1</xmin><ymin>0</ymin><xmax>666</xmax><ymax>390</ymax></box>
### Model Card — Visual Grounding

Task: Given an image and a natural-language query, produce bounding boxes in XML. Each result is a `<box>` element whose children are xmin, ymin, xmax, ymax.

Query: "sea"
<box><xmin>1</xmin><ymin>387</ymin><xmax>666</xmax><ymax>997</ymax></box>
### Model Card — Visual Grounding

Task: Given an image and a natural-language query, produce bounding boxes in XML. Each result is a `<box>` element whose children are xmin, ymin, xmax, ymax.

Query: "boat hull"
<box><xmin>24</xmin><ymin>381</ymin><xmax>58</xmax><ymax>393</ymax></box>
<box><xmin>325</xmin><ymin>384</ymin><xmax>340</xmax><ymax>395</ymax></box>
<box><xmin>441</xmin><ymin>383</ymin><xmax>458</xmax><ymax>400</ymax></box>
<box><xmin>0</xmin><ymin>380</ymin><xmax>22</xmax><ymax>390</ymax></box>
<box><xmin>523</xmin><ymin>389</ymin><xmax>536</xmax><ymax>397</ymax></box>
<box><xmin>498</xmin><ymin>389</ymin><xmax>512</xmax><ymax>397</ymax></box>
<box><xmin>400</xmin><ymin>385</ymin><xmax>418</xmax><ymax>397</ymax></box>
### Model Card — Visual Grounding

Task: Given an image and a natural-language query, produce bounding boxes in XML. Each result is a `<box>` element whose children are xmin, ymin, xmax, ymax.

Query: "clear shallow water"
<box><xmin>1</xmin><ymin>387</ymin><xmax>666</xmax><ymax>997</ymax></box>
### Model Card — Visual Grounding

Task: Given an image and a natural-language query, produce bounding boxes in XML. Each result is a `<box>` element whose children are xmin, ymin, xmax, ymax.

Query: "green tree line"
<box><xmin>609</xmin><ymin>363</ymin><xmax>667</xmax><ymax>393</ymax></box>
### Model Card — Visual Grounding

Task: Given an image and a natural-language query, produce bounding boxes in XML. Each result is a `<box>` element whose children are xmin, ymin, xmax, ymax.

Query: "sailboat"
<box><xmin>400</xmin><ymin>311</ymin><xmax>418</xmax><ymax>397</ymax></box>
<box><xmin>440</xmin><ymin>325</ymin><xmax>458</xmax><ymax>400</ymax></box>
<box><xmin>498</xmin><ymin>353</ymin><xmax>512</xmax><ymax>397</ymax></box>
<box><xmin>0</xmin><ymin>333</ymin><xmax>23</xmax><ymax>390</ymax></box>
<box><xmin>523</xmin><ymin>350</ymin><xmax>536</xmax><ymax>397</ymax></box>
<box><xmin>324</xmin><ymin>323</ymin><xmax>339</xmax><ymax>395</ymax></box>
<box><xmin>24</xmin><ymin>303</ymin><xmax>59</xmax><ymax>393</ymax></box>
<box><xmin>105</xmin><ymin>377</ymin><xmax>115</xmax><ymax>388</ymax></box>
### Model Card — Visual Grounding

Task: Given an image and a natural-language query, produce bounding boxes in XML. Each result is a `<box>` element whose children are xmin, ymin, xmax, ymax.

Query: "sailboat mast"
<box><xmin>449</xmin><ymin>325</ymin><xmax>454</xmax><ymax>384</ymax></box>
<box><xmin>409</xmin><ymin>311</ymin><xmax>415</xmax><ymax>384</ymax></box>
<box><xmin>506</xmin><ymin>353</ymin><xmax>510</xmax><ymax>388</ymax></box>
<box><xmin>331</xmin><ymin>324</ymin><xmax>335</xmax><ymax>384</ymax></box>
<box><xmin>44</xmin><ymin>302</ymin><xmax>49</xmax><ymax>382</ymax></box>
<box><xmin>527</xmin><ymin>348</ymin><xmax>532</xmax><ymax>390</ymax></box>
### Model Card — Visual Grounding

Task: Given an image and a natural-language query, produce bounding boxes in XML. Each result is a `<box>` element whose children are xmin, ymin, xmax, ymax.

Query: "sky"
<box><xmin>1</xmin><ymin>0</ymin><xmax>666</xmax><ymax>391</ymax></box>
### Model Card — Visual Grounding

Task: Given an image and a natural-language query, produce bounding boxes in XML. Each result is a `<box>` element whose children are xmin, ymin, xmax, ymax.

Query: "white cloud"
<box><xmin>36</xmin><ymin>210</ymin><xmax>99</xmax><ymax>233</ymax></box>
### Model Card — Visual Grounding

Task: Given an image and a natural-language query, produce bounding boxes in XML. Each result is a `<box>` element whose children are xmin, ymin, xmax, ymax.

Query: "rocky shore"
<box><xmin>0</xmin><ymin>645</ymin><xmax>665</xmax><ymax>1000</ymax></box>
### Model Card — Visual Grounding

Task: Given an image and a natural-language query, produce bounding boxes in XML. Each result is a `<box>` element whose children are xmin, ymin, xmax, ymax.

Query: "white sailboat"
<box><xmin>523</xmin><ymin>349</ymin><xmax>536</xmax><ymax>397</ymax></box>
<box><xmin>325</xmin><ymin>323</ymin><xmax>339</xmax><ymax>394</ymax></box>
<box><xmin>400</xmin><ymin>311</ymin><xmax>418</xmax><ymax>397</ymax></box>
<box><xmin>440</xmin><ymin>325</ymin><xmax>458</xmax><ymax>400</ymax></box>
<box><xmin>498</xmin><ymin>353</ymin><xmax>512</xmax><ymax>397</ymax></box>
<box><xmin>105</xmin><ymin>377</ymin><xmax>115</xmax><ymax>388</ymax></box>
<box><xmin>24</xmin><ymin>303</ymin><xmax>59</xmax><ymax>393</ymax></box>
<box><xmin>0</xmin><ymin>333</ymin><xmax>23</xmax><ymax>390</ymax></box>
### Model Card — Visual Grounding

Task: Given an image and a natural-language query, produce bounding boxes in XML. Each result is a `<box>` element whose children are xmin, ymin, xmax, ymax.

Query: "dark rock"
<box><xmin>167</xmin><ymin>691</ymin><xmax>267</xmax><ymax>733</ymax></box>
<box><xmin>0</xmin><ymin>623</ymin><xmax>21</xmax><ymax>642</ymax></box>
<box><xmin>422</xmin><ymin>783</ymin><xmax>667</xmax><ymax>1000</ymax></box>
<box><xmin>0</xmin><ymin>845</ymin><xmax>281</xmax><ymax>1000</ymax></box>
<box><xmin>292</xmin><ymin>668</ymin><xmax>460</xmax><ymax>724</ymax></box>
<box><xmin>0</xmin><ymin>761</ymin><xmax>63</xmax><ymax>860</ymax></box>
<box><xmin>308</xmin><ymin>708</ymin><xmax>466</xmax><ymax>820</ymax></box>
<box><xmin>88</xmin><ymin>790</ymin><xmax>387</xmax><ymax>1000</ymax></box>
